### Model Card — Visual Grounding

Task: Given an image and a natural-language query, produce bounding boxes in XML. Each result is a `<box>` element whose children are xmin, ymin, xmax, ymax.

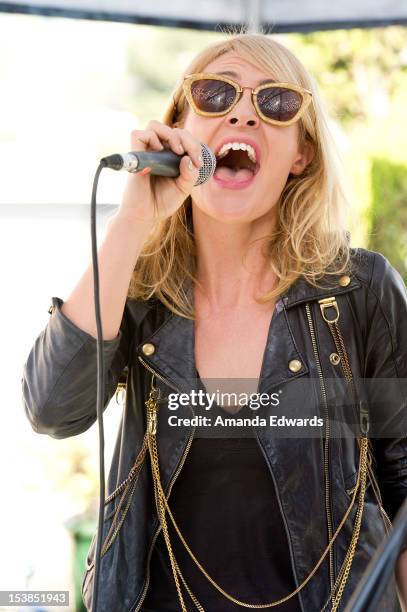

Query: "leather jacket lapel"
<box><xmin>137</xmin><ymin>310</ymin><xmax>198</xmax><ymax>395</ymax></box>
<box><xmin>258</xmin><ymin>299</ymin><xmax>309</xmax><ymax>395</ymax></box>
<box><xmin>136</xmin><ymin>295</ymin><xmax>311</xmax><ymax>397</ymax></box>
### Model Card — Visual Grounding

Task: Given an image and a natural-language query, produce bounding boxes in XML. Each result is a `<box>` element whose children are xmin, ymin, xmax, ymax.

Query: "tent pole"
<box><xmin>246</xmin><ymin>0</ymin><xmax>261</xmax><ymax>33</ymax></box>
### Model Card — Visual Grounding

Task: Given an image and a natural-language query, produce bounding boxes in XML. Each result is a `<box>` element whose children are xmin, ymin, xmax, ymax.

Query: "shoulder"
<box><xmin>348</xmin><ymin>247</ymin><xmax>406</xmax><ymax>299</ymax></box>
<box><xmin>348</xmin><ymin>248</ymin><xmax>407</xmax><ymax>361</ymax></box>
<box><xmin>343</xmin><ymin>249</ymin><xmax>407</xmax><ymax>380</ymax></box>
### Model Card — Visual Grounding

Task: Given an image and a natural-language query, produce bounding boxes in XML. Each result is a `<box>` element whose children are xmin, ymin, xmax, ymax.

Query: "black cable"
<box><xmin>90</xmin><ymin>160</ymin><xmax>108</xmax><ymax>612</ymax></box>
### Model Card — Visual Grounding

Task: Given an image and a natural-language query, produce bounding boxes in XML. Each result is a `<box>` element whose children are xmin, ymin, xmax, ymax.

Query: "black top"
<box><xmin>141</xmin><ymin>392</ymin><xmax>302</xmax><ymax>612</ymax></box>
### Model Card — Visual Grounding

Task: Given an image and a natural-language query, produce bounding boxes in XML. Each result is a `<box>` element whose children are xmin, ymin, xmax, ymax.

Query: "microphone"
<box><xmin>101</xmin><ymin>143</ymin><xmax>216</xmax><ymax>186</ymax></box>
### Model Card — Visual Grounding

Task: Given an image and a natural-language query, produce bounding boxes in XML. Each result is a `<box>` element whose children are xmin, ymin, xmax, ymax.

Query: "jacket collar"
<box><xmin>136</xmin><ymin>269</ymin><xmax>360</xmax><ymax>395</ymax></box>
<box><xmin>137</xmin><ymin>298</ymin><xmax>308</xmax><ymax>396</ymax></box>
<box><xmin>281</xmin><ymin>272</ymin><xmax>361</xmax><ymax>309</ymax></box>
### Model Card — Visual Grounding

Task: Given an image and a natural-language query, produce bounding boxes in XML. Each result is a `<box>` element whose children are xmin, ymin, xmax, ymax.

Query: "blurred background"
<box><xmin>0</xmin><ymin>2</ymin><xmax>406</xmax><ymax>610</ymax></box>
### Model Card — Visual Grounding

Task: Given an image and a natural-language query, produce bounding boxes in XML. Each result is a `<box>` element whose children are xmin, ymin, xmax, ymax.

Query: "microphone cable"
<box><xmin>87</xmin><ymin>144</ymin><xmax>215</xmax><ymax>611</ymax></box>
<box><xmin>89</xmin><ymin>159</ymin><xmax>108</xmax><ymax>612</ymax></box>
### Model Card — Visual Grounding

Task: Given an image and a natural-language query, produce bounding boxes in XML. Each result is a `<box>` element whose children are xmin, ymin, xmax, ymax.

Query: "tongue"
<box><xmin>214</xmin><ymin>166</ymin><xmax>254</xmax><ymax>182</ymax></box>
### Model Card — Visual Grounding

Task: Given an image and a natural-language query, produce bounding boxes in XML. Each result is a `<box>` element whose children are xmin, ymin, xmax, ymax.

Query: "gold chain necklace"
<box><xmin>145</xmin><ymin>375</ymin><xmax>369</xmax><ymax>610</ymax></box>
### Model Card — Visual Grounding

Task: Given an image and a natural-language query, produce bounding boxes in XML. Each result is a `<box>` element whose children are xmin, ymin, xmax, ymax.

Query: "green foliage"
<box><xmin>287</xmin><ymin>27</ymin><xmax>407</xmax><ymax>125</ymax></box>
<box><xmin>368</xmin><ymin>158</ymin><xmax>407</xmax><ymax>283</ymax></box>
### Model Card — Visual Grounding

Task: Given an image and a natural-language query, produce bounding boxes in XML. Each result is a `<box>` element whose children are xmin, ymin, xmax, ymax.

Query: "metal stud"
<box><xmin>338</xmin><ymin>275</ymin><xmax>351</xmax><ymax>287</ymax></box>
<box><xmin>330</xmin><ymin>353</ymin><xmax>341</xmax><ymax>365</ymax></box>
<box><xmin>288</xmin><ymin>359</ymin><xmax>302</xmax><ymax>373</ymax></box>
<box><xmin>142</xmin><ymin>343</ymin><xmax>156</xmax><ymax>356</ymax></box>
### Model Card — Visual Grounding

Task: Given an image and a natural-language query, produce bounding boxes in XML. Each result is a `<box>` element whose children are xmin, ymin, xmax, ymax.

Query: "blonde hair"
<box><xmin>127</xmin><ymin>32</ymin><xmax>351</xmax><ymax>318</ymax></box>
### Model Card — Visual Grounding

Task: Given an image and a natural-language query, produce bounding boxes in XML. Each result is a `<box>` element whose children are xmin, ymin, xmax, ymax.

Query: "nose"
<box><xmin>227</xmin><ymin>88</ymin><xmax>259</xmax><ymax>127</ymax></box>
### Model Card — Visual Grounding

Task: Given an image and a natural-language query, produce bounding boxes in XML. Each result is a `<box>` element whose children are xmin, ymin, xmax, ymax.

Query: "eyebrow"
<box><xmin>214</xmin><ymin>70</ymin><xmax>276</xmax><ymax>85</ymax></box>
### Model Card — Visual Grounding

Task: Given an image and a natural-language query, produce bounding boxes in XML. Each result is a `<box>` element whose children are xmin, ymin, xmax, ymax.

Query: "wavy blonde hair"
<box><xmin>127</xmin><ymin>32</ymin><xmax>351</xmax><ymax>318</ymax></box>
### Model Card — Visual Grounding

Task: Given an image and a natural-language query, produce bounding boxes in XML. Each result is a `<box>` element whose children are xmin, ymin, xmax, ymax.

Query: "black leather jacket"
<box><xmin>22</xmin><ymin>247</ymin><xmax>407</xmax><ymax>612</ymax></box>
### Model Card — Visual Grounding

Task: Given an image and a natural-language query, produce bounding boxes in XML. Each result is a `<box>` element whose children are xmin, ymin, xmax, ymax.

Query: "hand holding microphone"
<box><xmin>102</xmin><ymin>144</ymin><xmax>215</xmax><ymax>184</ymax></box>
<box><xmin>101</xmin><ymin>120</ymin><xmax>216</xmax><ymax>225</ymax></box>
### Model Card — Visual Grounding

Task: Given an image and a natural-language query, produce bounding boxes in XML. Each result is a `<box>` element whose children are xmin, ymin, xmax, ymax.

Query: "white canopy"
<box><xmin>1</xmin><ymin>0</ymin><xmax>406</xmax><ymax>32</ymax></box>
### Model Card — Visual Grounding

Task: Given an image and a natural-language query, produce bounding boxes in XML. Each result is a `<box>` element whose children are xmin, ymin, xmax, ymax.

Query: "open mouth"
<box><xmin>214</xmin><ymin>148</ymin><xmax>260</xmax><ymax>181</ymax></box>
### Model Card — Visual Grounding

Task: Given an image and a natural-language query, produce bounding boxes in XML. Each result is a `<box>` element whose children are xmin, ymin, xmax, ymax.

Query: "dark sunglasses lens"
<box><xmin>257</xmin><ymin>87</ymin><xmax>302</xmax><ymax>121</ymax></box>
<box><xmin>190</xmin><ymin>79</ymin><xmax>237</xmax><ymax>113</ymax></box>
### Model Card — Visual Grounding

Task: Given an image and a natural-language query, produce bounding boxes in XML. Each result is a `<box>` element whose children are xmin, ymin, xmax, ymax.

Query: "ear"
<box><xmin>290</xmin><ymin>142</ymin><xmax>314</xmax><ymax>176</ymax></box>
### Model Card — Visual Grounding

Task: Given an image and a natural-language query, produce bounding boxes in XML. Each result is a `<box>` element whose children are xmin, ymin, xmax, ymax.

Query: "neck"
<box><xmin>191</xmin><ymin>204</ymin><xmax>278</xmax><ymax>313</ymax></box>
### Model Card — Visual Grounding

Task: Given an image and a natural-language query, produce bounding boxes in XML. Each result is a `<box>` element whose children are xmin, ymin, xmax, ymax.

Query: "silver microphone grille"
<box><xmin>194</xmin><ymin>143</ymin><xmax>216</xmax><ymax>186</ymax></box>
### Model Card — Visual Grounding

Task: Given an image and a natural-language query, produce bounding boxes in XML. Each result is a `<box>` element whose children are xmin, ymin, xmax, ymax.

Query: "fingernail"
<box><xmin>140</xmin><ymin>167</ymin><xmax>151</xmax><ymax>175</ymax></box>
<box><xmin>188</xmin><ymin>159</ymin><xmax>194</xmax><ymax>172</ymax></box>
<box><xmin>178</xmin><ymin>144</ymin><xmax>184</xmax><ymax>153</ymax></box>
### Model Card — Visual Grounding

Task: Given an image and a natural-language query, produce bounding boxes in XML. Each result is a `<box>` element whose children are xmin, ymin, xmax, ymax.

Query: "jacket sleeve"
<box><xmin>364</xmin><ymin>252</ymin><xmax>407</xmax><ymax>521</ymax></box>
<box><xmin>22</xmin><ymin>296</ymin><xmax>132</xmax><ymax>440</ymax></box>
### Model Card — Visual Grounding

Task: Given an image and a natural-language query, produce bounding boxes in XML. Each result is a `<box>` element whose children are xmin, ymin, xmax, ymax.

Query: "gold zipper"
<box><xmin>134</xmin><ymin>356</ymin><xmax>195</xmax><ymax>612</ymax></box>
<box><xmin>319</xmin><ymin>298</ymin><xmax>354</xmax><ymax>385</ymax></box>
<box><xmin>305</xmin><ymin>302</ymin><xmax>335</xmax><ymax>592</ymax></box>
<box><xmin>317</xmin><ymin>296</ymin><xmax>371</xmax><ymax>611</ymax></box>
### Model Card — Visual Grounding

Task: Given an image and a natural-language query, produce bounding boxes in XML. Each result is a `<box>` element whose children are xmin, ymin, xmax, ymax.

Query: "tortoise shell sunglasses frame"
<box><xmin>181</xmin><ymin>72</ymin><xmax>313</xmax><ymax>127</ymax></box>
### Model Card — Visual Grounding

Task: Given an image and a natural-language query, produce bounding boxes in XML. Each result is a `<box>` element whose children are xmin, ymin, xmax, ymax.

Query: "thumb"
<box><xmin>176</xmin><ymin>155</ymin><xmax>201</xmax><ymax>194</ymax></box>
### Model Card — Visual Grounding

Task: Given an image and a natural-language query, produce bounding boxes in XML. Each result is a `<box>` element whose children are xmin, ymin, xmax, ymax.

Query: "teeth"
<box><xmin>216</xmin><ymin>142</ymin><xmax>257</xmax><ymax>164</ymax></box>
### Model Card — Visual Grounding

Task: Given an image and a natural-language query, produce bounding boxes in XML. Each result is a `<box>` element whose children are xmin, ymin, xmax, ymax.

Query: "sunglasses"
<box><xmin>182</xmin><ymin>73</ymin><xmax>313</xmax><ymax>126</ymax></box>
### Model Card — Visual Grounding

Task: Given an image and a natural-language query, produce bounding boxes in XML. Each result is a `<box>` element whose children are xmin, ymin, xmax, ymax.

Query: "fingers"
<box><xmin>131</xmin><ymin>120</ymin><xmax>203</xmax><ymax>169</ymax></box>
<box><xmin>139</xmin><ymin>167</ymin><xmax>151</xmax><ymax>176</ymax></box>
<box><xmin>175</xmin><ymin>154</ymin><xmax>201</xmax><ymax>193</ymax></box>
<box><xmin>130</xmin><ymin>127</ymin><xmax>164</xmax><ymax>152</ymax></box>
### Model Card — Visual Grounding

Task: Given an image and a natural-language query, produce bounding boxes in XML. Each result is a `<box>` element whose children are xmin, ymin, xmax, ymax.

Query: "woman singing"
<box><xmin>22</xmin><ymin>32</ymin><xmax>407</xmax><ymax>611</ymax></box>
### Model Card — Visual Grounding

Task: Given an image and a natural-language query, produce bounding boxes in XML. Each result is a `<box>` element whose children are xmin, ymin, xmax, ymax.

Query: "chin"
<box><xmin>194</xmin><ymin>198</ymin><xmax>260</xmax><ymax>223</ymax></box>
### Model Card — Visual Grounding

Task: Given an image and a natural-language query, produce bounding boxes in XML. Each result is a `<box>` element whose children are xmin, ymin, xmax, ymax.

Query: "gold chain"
<box><xmin>143</xmin><ymin>295</ymin><xmax>369</xmax><ymax>611</ymax></box>
<box><xmin>86</xmin><ymin>437</ymin><xmax>148</xmax><ymax>570</ymax></box>
<box><xmin>319</xmin><ymin>437</ymin><xmax>369</xmax><ymax>612</ymax></box>
<box><xmin>104</xmin><ymin>437</ymin><xmax>147</xmax><ymax>504</ymax></box>
<box><xmin>146</xmin><ymin>385</ymin><xmax>190</xmax><ymax>611</ymax></box>
<box><xmin>332</xmin><ymin>439</ymin><xmax>368</xmax><ymax>609</ymax></box>
<box><xmin>146</xmin><ymin>385</ymin><xmax>368</xmax><ymax>611</ymax></box>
